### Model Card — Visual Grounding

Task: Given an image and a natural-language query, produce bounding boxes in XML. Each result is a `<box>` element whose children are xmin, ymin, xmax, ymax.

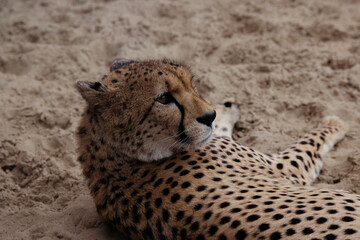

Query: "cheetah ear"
<box><xmin>110</xmin><ymin>58</ymin><xmax>136</xmax><ymax>72</ymax></box>
<box><xmin>76</xmin><ymin>81</ymin><xmax>107</xmax><ymax>105</ymax></box>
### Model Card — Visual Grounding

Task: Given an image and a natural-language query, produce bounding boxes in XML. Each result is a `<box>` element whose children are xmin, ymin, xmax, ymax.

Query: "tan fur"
<box><xmin>76</xmin><ymin>59</ymin><xmax>360</xmax><ymax>240</ymax></box>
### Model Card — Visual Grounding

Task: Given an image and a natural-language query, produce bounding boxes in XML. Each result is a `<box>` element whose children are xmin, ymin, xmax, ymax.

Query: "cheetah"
<box><xmin>75</xmin><ymin>59</ymin><xmax>360</xmax><ymax>240</ymax></box>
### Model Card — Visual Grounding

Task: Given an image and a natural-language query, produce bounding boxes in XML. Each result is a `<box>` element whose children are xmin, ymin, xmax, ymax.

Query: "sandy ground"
<box><xmin>1</xmin><ymin>0</ymin><xmax>360</xmax><ymax>239</ymax></box>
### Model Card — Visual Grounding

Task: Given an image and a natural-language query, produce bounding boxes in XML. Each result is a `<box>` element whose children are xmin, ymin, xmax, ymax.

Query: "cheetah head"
<box><xmin>76</xmin><ymin>59</ymin><xmax>216</xmax><ymax>162</ymax></box>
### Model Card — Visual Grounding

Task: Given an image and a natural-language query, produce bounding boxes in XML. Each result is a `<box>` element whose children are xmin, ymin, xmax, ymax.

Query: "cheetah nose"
<box><xmin>196</xmin><ymin>110</ymin><xmax>216</xmax><ymax>127</ymax></box>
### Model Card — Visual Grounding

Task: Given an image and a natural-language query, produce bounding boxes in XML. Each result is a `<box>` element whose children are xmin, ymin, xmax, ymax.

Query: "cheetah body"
<box><xmin>76</xmin><ymin>59</ymin><xmax>360</xmax><ymax>240</ymax></box>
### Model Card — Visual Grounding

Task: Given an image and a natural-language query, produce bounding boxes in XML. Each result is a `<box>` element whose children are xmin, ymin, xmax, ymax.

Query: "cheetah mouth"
<box><xmin>198</xmin><ymin>131</ymin><xmax>213</xmax><ymax>145</ymax></box>
<box><xmin>190</xmin><ymin>130</ymin><xmax>213</xmax><ymax>148</ymax></box>
<box><xmin>174</xmin><ymin>130</ymin><xmax>212</xmax><ymax>150</ymax></box>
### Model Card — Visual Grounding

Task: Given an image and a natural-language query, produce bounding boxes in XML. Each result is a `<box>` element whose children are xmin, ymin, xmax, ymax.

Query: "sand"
<box><xmin>0</xmin><ymin>0</ymin><xmax>359</xmax><ymax>239</ymax></box>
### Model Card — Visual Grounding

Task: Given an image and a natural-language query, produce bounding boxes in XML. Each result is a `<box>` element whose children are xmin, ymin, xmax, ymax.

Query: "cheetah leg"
<box><xmin>213</xmin><ymin>98</ymin><xmax>241</xmax><ymax>140</ymax></box>
<box><xmin>273</xmin><ymin>116</ymin><xmax>348</xmax><ymax>186</ymax></box>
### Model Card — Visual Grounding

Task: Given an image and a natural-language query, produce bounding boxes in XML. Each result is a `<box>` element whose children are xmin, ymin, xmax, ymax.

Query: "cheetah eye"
<box><xmin>156</xmin><ymin>92</ymin><xmax>174</xmax><ymax>105</ymax></box>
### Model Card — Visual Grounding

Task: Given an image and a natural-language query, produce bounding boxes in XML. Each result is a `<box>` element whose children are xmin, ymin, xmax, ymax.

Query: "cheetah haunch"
<box><xmin>76</xmin><ymin>59</ymin><xmax>359</xmax><ymax>240</ymax></box>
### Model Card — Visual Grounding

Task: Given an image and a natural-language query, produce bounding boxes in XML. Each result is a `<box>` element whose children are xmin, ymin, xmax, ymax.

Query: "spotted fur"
<box><xmin>76</xmin><ymin>59</ymin><xmax>360</xmax><ymax>240</ymax></box>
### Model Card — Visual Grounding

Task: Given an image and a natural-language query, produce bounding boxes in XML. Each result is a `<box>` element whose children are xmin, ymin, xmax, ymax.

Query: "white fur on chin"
<box><xmin>137</xmin><ymin>132</ymin><xmax>213</xmax><ymax>162</ymax></box>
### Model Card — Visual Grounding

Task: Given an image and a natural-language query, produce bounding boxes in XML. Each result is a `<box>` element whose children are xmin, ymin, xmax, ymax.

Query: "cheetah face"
<box><xmin>76</xmin><ymin>59</ymin><xmax>216</xmax><ymax>162</ymax></box>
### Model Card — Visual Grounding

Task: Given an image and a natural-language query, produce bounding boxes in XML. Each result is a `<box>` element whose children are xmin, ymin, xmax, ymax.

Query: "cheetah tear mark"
<box><xmin>173</xmin><ymin>98</ymin><xmax>189</xmax><ymax>144</ymax></box>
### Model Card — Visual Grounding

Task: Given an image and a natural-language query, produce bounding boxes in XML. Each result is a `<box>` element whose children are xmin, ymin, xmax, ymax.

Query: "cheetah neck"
<box><xmin>76</xmin><ymin>107</ymin><xmax>175</xmax><ymax>183</ymax></box>
<box><xmin>76</xmin><ymin>109</ymin><xmax>133</xmax><ymax>174</ymax></box>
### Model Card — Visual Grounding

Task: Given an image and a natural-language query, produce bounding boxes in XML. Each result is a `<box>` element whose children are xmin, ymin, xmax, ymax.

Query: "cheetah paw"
<box><xmin>320</xmin><ymin>115</ymin><xmax>349</xmax><ymax>134</ymax></box>
<box><xmin>213</xmin><ymin>98</ymin><xmax>241</xmax><ymax>138</ymax></box>
<box><xmin>318</xmin><ymin>115</ymin><xmax>349</xmax><ymax>156</ymax></box>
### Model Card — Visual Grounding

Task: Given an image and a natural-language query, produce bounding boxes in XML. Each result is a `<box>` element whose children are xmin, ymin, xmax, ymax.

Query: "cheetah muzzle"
<box><xmin>75</xmin><ymin>59</ymin><xmax>359</xmax><ymax>240</ymax></box>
